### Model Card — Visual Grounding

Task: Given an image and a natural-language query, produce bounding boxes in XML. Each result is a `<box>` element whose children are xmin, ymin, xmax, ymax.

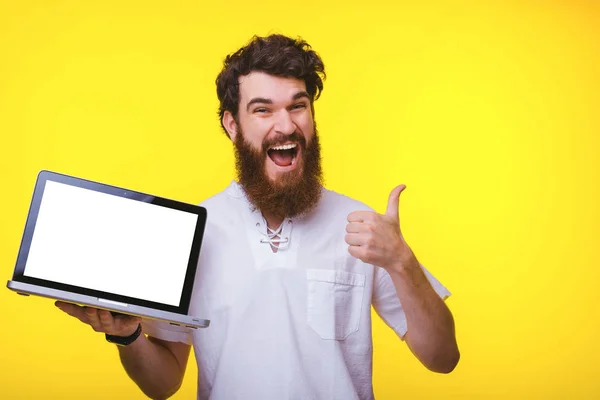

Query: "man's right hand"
<box><xmin>54</xmin><ymin>300</ymin><xmax>190</xmax><ymax>399</ymax></box>
<box><xmin>55</xmin><ymin>301</ymin><xmax>141</xmax><ymax>337</ymax></box>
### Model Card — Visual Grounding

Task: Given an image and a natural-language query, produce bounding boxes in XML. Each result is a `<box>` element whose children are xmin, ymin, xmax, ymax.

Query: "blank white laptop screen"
<box><xmin>23</xmin><ymin>180</ymin><xmax>199</xmax><ymax>307</ymax></box>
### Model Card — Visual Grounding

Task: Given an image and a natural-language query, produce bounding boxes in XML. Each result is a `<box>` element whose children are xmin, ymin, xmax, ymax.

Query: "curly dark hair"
<box><xmin>216</xmin><ymin>34</ymin><xmax>326</xmax><ymax>136</ymax></box>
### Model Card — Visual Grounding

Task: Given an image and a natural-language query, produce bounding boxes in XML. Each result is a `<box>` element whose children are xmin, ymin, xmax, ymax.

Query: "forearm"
<box><xmin>117</xmin><ymin>335</ymin><xmax>186</xmax><ymax>400</ymax></box>
<box><xmin>388</xmin><ymin>259</ymin><xmax>459</xmax><ymax>373</ymax></box>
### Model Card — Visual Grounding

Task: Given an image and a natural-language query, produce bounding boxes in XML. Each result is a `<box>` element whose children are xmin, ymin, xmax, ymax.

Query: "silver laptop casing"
<box><xmin>7</xmin><ymin>280</ymin><xmax>209</xmax><ymax>328</ymax></box>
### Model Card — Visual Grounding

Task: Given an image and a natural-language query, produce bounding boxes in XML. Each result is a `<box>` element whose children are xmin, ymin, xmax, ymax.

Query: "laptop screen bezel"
<box><xmin>11</xmin><ymin>170</ymin><xmax>207</xmax><ymax>315</ymax></box>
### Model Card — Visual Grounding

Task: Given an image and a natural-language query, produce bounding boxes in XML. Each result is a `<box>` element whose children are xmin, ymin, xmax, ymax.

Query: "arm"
<box><xmin>387</xmin><ymin>258</ymin><xmax>459</xmax><ymax>373</ymax></box>
<box><xmin>117</xmin><ymin>334</ymin><xmax>191</xmax><ymax>399</ymax></box>
<box><xmin>56</xmin><ymin>302</ymin><xmax>190</xmax><ymax>399</ymax></box>
<box><xmin>346</xmin><ymin>185</ymin><xmax>460</xmax><ymax>373</ymax></box>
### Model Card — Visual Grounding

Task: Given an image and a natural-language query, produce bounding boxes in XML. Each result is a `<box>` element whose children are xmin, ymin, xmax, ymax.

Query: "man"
<box><xmin>56</xmin><ymin>34</ymin><xmax>459</xmax><ymax>400</ymax></box>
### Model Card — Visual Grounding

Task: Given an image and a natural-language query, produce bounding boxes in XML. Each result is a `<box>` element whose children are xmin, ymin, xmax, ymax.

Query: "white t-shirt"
<box><xmin>143</xmin><ymin>181</ymin><xmax>451</xmax><ymax>400</ymax></box>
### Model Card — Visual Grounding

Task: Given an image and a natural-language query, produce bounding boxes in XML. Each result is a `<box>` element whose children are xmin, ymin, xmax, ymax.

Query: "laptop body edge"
<box><xmin>7</xmin><ymin>280</ymin><xmax>210</xmax><ymax>329</ymax></box>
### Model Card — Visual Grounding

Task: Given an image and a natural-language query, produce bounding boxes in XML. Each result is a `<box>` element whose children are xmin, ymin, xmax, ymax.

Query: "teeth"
<box><xmin>270</xmin><ymin>143</ymin><xmax>297</xmax><ymax>151</ymax></box>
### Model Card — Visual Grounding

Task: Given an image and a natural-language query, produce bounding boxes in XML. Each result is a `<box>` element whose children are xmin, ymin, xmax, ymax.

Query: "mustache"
<box><xmin>261</xmin><ymin>132</ymin><xmax>306</xmax><ymax>153</ymax></box>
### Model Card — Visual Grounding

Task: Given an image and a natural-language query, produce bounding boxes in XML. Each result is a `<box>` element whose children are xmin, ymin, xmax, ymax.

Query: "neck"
<box><xmin>261</xmin><ymin>210</ymin><xmax>285</xmax><ymax>230</ymax></box>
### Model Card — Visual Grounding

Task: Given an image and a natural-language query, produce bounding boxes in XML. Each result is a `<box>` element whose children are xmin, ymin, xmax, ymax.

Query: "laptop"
<box><xmin>7</xmin><ymin>170</ymin><xmax>210</xmax><ymax>329</ymax></box>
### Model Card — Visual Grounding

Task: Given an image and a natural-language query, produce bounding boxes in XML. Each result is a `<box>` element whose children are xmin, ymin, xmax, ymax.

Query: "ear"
<box><xmin>222</xmin><ymin>111</ymin><xmax>238</xmax><ymax>142</ymax></box>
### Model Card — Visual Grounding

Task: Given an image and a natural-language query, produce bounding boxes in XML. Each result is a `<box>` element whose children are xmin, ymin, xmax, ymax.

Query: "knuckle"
<box><xmin>360</xmin><ymin>250</ymin><xmax>370</xmax><ymax>261</ymax></box>
<box><xmin>98</xmin><ymin>310</ymin><xmax>111</xmax><ymax>320</ymax></box>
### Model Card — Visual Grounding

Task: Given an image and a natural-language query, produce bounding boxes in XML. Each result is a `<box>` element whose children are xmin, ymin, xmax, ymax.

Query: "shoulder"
<box><xmin>195</xmin><ymin>181</ymin><xmax>249</xmax><ymax>225</ymax></box>
<box><xmin>303</xmin><ymin>187</ymin><xmax>375</xmax><ymax>227</ymax></box>
<box><xmin>197</xmin><ymin>181</ymin><xmax>242</xmax><ymax>209</ymax></box>
<box><xmin>319</xmin><ymin>187</ymin><xmax>375</xmax><ymax>215</ymax></box>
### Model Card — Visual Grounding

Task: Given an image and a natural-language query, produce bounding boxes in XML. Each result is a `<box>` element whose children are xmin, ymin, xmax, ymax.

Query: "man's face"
<box><xmin>224</xmin><ymin>71</ymin><xmax>323</xmax><ymax>218</ymax></box>
<box><xmin>233</xmin><ymin>71</ymin><xmax>316</xmax><ymax>180</ymax></box>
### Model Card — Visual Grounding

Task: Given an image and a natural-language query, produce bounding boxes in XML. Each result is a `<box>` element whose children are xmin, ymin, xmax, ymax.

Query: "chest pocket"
<box><xmin>306</xmin><ymin>269</ymin><xmax>366</xmax><ymax>340</ymax></box>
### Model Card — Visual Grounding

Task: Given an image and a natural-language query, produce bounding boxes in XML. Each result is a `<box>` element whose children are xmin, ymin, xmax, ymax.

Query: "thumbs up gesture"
<box><xmin>345</xmin><ymin>185</ymin><xmax>417</xmax><ymax>272</ymax></box>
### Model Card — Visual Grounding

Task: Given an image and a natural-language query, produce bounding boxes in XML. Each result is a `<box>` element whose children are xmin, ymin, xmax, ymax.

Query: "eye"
<box><xmin>254</xmin><ymin>107</ymin><xmax>270</xmax><ymax>114</ymax></box>
<box><xmin>291</xmin><ymin>103</ymin><xmax>307</xmax><ymax>110</ymax></box>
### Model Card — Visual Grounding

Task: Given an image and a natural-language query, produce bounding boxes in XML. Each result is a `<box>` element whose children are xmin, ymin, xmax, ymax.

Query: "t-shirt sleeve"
<box><xmin>371</xmin><ymin>264</ymin><xmax>451</xmax><ymax>340</ymax></box>
<box><xmin>141</xmin><ymin>319</ymin><xmax>193</xmax><ymax>345</ymax></box>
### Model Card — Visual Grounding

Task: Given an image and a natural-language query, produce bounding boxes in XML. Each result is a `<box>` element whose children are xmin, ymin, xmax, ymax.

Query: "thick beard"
<box><xmin>234</xmin><ymin>126</ymin><xmax>323</xmax><ymax>220</ymax></box>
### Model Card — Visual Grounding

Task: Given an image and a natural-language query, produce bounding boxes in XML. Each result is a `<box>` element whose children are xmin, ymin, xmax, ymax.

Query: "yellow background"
<box><xmin>1</xmin><ymin>0</ymin><xmax>599</xmax><ymax>398</ymax></box>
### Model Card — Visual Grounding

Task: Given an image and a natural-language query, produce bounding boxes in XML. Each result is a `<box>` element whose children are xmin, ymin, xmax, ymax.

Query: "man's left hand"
<box><xmin>345</xmin><ymin>185</ymin><xmax>418</xmax><ymax>272</ymax></box>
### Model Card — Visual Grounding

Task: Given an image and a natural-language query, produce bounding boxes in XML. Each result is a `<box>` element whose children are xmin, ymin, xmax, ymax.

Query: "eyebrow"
<box><xmin>246</xmin><ymin>91</ymin><xmax>311</xmax><ymax>112</ymax></box>
<box><xmin>292</xmin><ymin>91</ymin><xmax>310</xmax><ymax>101</ymax></box>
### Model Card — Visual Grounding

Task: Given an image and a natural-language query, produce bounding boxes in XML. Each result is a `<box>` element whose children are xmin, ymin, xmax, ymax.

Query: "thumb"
<box><xmin>385</xmin><ymin>184</ymin><xmax>406</xmax><ymax>220</ymax></box>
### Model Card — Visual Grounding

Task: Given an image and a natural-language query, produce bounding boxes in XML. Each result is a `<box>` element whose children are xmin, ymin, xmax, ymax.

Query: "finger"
<box><xmin>347</xmin><ymin>245</ymin><xmax>364</xmax><ymax>260</ymax></box>
<box><xmin>345</xmin><ymin>233</ymin><xmax>368</xmax><ymax>246</ymax></box>
<box><xmin>345</xmin><ymin>222</ymin><xmax>366</xmax><ymax>234</ymax></box>
<box><xmin>55</xmin><ymin>301</ymin><xmax>89</xmax><ymax>324</ymax></box>
<box><xmin>98</xmin><ymin>310</ymin><xmax>141</xmax><ymax>336</ymax></box>
<box><xmin>385</xmin><ymin>184</ymin><xmax>406</xmax><ymax>221</ymax></box>
<box><xmin>346</xmin><ymin>221</ymin><xmax>377</xmax><ymax>234</ymax></box>
<box><xmin>114</xmin><ymin>314</ymin><xmax>141</xmax><ymax>327</ymax></box>
<box><xmin>84</xmin><ymin>307</ymin><xmax>103</xmax><ymax>332</ymax></box>
<box><xmin>347</xmin><ymin>211</ymin><xmax>374</xmax><ymax>223</ymax></box>
<box><xmin>98</xmin><ymin>310</ymin><xmax>116</xmax><ymax>331</ymax></box>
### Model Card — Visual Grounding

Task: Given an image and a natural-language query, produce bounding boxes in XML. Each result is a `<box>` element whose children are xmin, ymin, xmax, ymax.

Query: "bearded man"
<box><xmin>57</xmin><ymin>34</ymin><xmax>460</xmax><ymax>400</ymax></box>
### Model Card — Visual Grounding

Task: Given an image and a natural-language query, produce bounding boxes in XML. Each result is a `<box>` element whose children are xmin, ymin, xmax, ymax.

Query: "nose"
<box><xmin>273</xmin><ymin>109</ymin><xmax>296</xmax><ymax>136</ymax></box>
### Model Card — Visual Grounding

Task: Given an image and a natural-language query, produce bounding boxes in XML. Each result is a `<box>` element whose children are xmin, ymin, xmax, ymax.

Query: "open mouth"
<box><xmin>267</xmin><ymin>143</ymin><xmax>298</xmax><ymax>168</ymax></box>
